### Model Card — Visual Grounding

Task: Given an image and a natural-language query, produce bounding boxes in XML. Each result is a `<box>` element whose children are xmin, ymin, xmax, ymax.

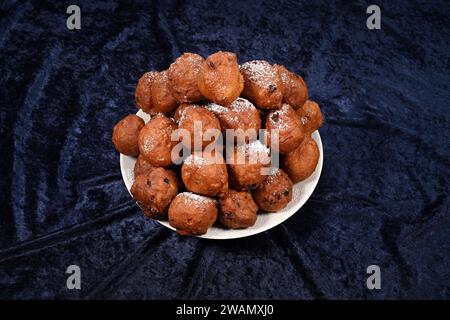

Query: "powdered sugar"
<box><xmin>184</xmin><ymin>154</ymin><xmax>206</xmax><ymax>167</ymax></box>
<box><xmin>280</xmin><ymin>103</ymin><xmax>291</xmax><ymax>113</ymax></box>
<box><xmin>179</xmin><ymin>192</ymin><xmax>214</xmax><ymax>208</ymax></box>
<box><xmin>280</xmin><ymin>71</ymin><xmax>288</xmax><ymax>83</ymax></box>
<box><xmin>240</xmin><ymin>60</ymin><xmax>276</xmax><ymax>88</ymax></box>
<box><xmin>184</xmin><ymin>53</ymin><xmax>203</xmax><ymax>65</ymax></box>
<box><xmin>268</xmin><ymin>103</ymin><xmax>291</xmax><ymax>130</ymax></box>
<box><xmin>178</xmin><ymin>104</ymin><xmax>200</xmax><ymax>125</ymax></box>
<box><xmin>279</xmin><ymin>67</ymin><xmax>296</xmax><ymax>87</ymax></box>
<box><xmin>229</xmin><ymin>97</ymin><xmax>256</xmax><ymax>112</ymax></box>
<box><xmin>206</xmin><ymin>98</ymin><xmax>255</xmax><ymax>115</ymax></box>
<box><xmin>265</xmin><ymin>168</ymin><xmax>283</xmax><ymax>184</ymax></box>
<box><xmin>205</xmin><ymin>98</ymin><xmax>257</xmax><ymax>128</ymax></box>
<box><xmin>246</xmin><ymin>139</ymin><xmax>270</xmax><ymax>156</ymax></box>
<box><xmin>235</xmin><ymin>139</ymin><xmax>271</xmax><ymax>165</ymax></box>
<box><xmin>160</xmin><ymin>70</ymin><xmax>169</xmax><ymax>81</ymax></box>
<box><xmin>205</xmin><ymin>102</ymin><xmax>228</xmax><ymax>115</ymax></box>
<box><xmin>300</xmin><ymin>116</ymin><xmax>308</xmax><ymax>125</ymax></box>
<box><xmin>141</xmin><ymin>137</ymin><xmax>155</xmax><ymax>152</ymax></box>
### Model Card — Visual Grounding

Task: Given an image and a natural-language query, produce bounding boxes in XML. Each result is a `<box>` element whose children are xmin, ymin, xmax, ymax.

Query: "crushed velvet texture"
<box><xmin>0</xmin><ymin>0</ymin><xmax>449</xmax><ymax>299</ymax></box>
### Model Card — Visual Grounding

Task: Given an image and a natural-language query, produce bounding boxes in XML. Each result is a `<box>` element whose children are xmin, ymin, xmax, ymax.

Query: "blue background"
<box><xmin>0</xmin><ymin>0</ymin><xmax>449</xmax><ymax>299</ymax></box>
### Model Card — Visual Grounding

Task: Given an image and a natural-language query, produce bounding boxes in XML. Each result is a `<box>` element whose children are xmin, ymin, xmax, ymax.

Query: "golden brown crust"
<box><xmin>283</xmin><ymin>137</ymin><xmax>319</xmax><ymax>182</ymax></box>
<box><xmin>240</xmin><ymin>60</ymin><xmax>283</xmax><ymax>110</ymax></box>
<box><xmin>134</xmin><ymin>154</ymin><xmax>157</xmax><ymax>178</ymax></box>
<box><xmin>131</xmin><ymin>168</ymin><xmax>179</xmax><ymax>219</ymax></box>
<box><xmin>168</xmin><ymin>192</ymin><xmax>218</xmax><ymax>235</ymax></box>
<box><xmin>218</xmin><ymin>189</ymin><xmax>258</xmax><ymax>229</ymax></box>
<box><xmin>266</xmin><ymin>103</ymin><xmax>305</xmax><ymax>154</ymax></box>
<box><xmin>276</xmin><ymin>65</ymin><xmax>308</xmax><ymax>109</ymax></box>
<box><xmin>135</xmin><ymin>71</ymin><xmax>158</xmax><ymax>113</ymax></box>
<box><xmin>227</xmin><ymin>141</ymin><xmax>271</xmax><ymax>190</ymax></box>
<box><xmin>198</xmin><ymin>51</ymin><xmax>244</xmax><ymax>106</ymax></box>
<box><xmin>172</xmin><ymin>103</ymin><xmax>189</xmax><ymax>124</ymax></box>
<box><xmin>150</xmin><ymin>70</ymin><xmax>178</xmax><ymax>114</ymax></box>
<box><xmin>168</xmin><ymin>53</ymin><xmax>204</xmax><ymax>103</ymax></box>
<box><xmin>181</xmin><ymin>152</ymin><xmax>228</xmax><ymax>197</ymax></box>
<box><xmin>112</xmin><ymin>114</ymin><xmax>144</xmax><ymax>156</ymax></box>
<box><xmin>138</xmin><ymin>114</ymin><xmax>178</xmax><ymax>167</ymax></box>
<box><xmin>296</xmin><ymin>100</ymin><xmax>323</xmax><ymax>134</ymax></box>
<box><xmin>177</xmin><ymin>104</ymin><xmax>221</xmax><ymax>150</ymax></box>
<box><xmin>252</xmin><ymin>169</ymin><xmax>293</xmax><ymax>212</ymax></box>
<box><xmin>204</xmin><ymin>98</ymin><xmax>261</xmax><ymax>142</ymax></box>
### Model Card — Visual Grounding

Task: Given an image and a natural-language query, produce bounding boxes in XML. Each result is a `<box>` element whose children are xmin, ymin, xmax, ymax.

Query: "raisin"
<box><xmin>267</xmin><ymin>84</ymin><xmax>277</xmax><ymax>92</ymax></box>
<box><xmin>225</xmin><ymin>211</ymin><xmax>235</xmax><ymax>219</ymax></box>
<box><xmin>271</xmin><ymin>113</ymin><xmax>279</xmax><ymax>123</ymax></box>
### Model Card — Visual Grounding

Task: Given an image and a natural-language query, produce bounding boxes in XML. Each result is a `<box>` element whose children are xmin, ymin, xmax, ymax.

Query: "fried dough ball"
<box><xmin>150</xmin><ymin>70</ymin><xmax>178</xmax><ymax>114</ymax></box>
<box><xmin>253</xmin><ymin>169</ymin><xmax>293</xmax><ymax>212</ymax></box>
<box><xmin>168</xmin><ymin>53</ymin><xmax>204</xmax><ymax>103</ymax></box>
<box><xmin>266</xmin><ymin>103</ymin><xmax>305</xmax><ymax>154</ymax></box>
<box><xmin>131</xmin><ymin>168</ymin><xmax>179</xmax><ymax>219</ymax></box>
<box><xmin>135</xmin><ymin>71</ymin><xmax>158</xmax><ymax>113</ymax></box>
<box><xmin>296</xmin><ymin>100</ymin><xmax>323</xmax><ymax>134</ymax></box>
<box><xmin>283</xmin><ymin>137</ymin><xmax>319</xmax><ymax>182</ymax></box>
<box><xmin>218</xmin><ymin>189</ymin><xmax>258</xmax><ymax>229</ymax></box>
<box><xmin>198</xmin><ymin>51</ymin><xmax>244</xmax><ymax>105</ymax></box>
<box><xmin>112</xmin><ymin>114</ymin><xmax>145</xmax><ymax>156</ymax></box>
<box><xmin>168</xmin><ymin>192</ymin><xmax>218</xmax><ymax>236</ymax></box>
<box><xmin>240</xmin><ymin>60</ymin><xmax>283</xmax><ymax>110</ymax></box>
<box><xmin>181</xmin><ymin>152</ymin><xmax>228</xmax><ymax>196</ymax></box>
<box><xmin>205</xmin><ymin>98</ymin><xmax>261</xmax><ymax>142</ymax></box>
<box><xmin>177</xmin><ymin>104</ymin><xmax>222</xmax><ymax>150</ymax></box>
<box><xmin>172</xmin><ymin>103</ymin><xmax>190</xmax><ymax>124</ymax></box>
<box><xmin>227</xmin><ymin>140</ymin><xmax>271</xmax><ymax>190</ymax></box>
<box><xmin>134</xmin><ymin>154</ymin><xmax>156</xmax><ymax>178</ymax></box>
<box><xmin>138</xmin><ymin>114</ymin><xmax>178</xmax><ymax>167</ymax></box>
<box><xmin>276</xmin><ymin>65</ymin><xmax>308</xmax><ymax>109</ymax></box>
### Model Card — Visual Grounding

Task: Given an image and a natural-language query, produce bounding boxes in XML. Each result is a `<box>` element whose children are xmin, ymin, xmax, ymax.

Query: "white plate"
<box><xmin>120</xmin><ymin>109</ymin><xmax>323</xmax><ymax>240</ymax></box>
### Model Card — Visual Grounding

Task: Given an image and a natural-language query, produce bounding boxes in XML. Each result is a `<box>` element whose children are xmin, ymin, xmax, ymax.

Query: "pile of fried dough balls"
<box><xmin>112</xmin><ymin>51</ymin><xmax>323</xmax><ymax>236</ymax></box>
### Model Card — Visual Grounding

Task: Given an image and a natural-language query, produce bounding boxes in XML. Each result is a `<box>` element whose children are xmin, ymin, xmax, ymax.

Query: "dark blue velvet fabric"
<box><xmin>0</xmin><ymin>0</ymin><xmax>449</xmax><ymax>299</ymax></box>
